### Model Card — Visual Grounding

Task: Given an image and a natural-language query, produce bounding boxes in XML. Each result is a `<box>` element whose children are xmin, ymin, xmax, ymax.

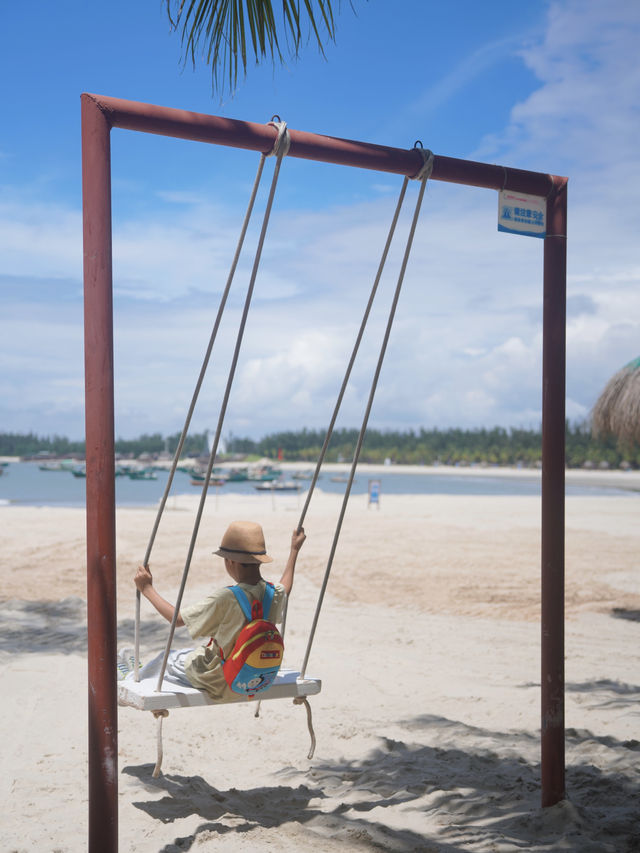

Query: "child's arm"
<box><xmin>134</xmin><ymin>564</ymin><xmax>185</xmax><ymax>627</ymax></box>
<box><xmin>279</xmin><ymin>527</ymin><xmax>306</xmax><ymax>596</ymax></box>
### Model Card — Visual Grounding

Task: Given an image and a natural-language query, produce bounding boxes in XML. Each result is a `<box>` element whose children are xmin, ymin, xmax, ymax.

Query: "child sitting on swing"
<box><xmin>125</xmin><ymin>520</ymin><xmax>306</xmax><ymax>701</ymax></box>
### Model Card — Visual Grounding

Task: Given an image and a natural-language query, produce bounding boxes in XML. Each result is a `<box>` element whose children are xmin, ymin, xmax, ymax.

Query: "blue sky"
<box><xmin>1</xmin><ymin>1</ymin><xmax>639</xmax><ymax>441</ymax></box>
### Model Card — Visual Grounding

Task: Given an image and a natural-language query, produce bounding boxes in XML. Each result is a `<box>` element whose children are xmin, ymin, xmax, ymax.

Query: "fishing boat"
<box><xmin>190</xmin><ymin>468</ymin><xmax>227</xmax><ymax>484</ymax></box>
<box><xmin>248</xmin><ymin>467</ymin><xmax>282</xmax><ymax>481</ymax></box>
<box><xmin>128</xmin><ymin>468</ymin><xmax>157</xmax><ymax>481</ymax></box>
<box><xmin>253</xmin><ymin>480</ymin><xmax>300</xmax><ymax>492</ymax></box>
<box><xmin>114</xmin><ymin>463</ymin><xmax>138</xmax><ymax>476</ymax></box>
<box><xmin>224</xmin><ymin>467</ymin><xmax>249</xmax><ymax>482</ymax></box>
<box><xmin>39</xmin><ymin>460</ymin><xmax>76</xmax><ymax>472</ymax></box>
<box><xmin>191</xmin><ymin>476</ymin><xmax>226</xmax><ymax>487</ymax></box>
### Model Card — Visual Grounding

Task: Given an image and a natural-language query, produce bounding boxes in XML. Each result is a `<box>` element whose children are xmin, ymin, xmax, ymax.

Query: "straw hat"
<box><xmin>214</xmin><ymin>520</ymin><xmax>273</xmax><ymax>563</ymax></box>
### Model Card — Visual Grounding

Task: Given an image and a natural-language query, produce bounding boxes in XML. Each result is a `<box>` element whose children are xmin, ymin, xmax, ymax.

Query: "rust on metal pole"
<box><xmin>541</xmin><ymin>176</ymin><xmax>568</xmax><ymax>807</ymax></box>
<box><xmin>81</xmin><ymin>93</ymin><xmax>118</xmax><ymax>852</ymax></box>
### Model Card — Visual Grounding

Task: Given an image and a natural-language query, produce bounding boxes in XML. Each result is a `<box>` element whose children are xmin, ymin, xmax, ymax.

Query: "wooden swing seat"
<box><xmin>118</xmin><ymin>668</ymin><xmax>321</xmax><ymax>712</ymax></box>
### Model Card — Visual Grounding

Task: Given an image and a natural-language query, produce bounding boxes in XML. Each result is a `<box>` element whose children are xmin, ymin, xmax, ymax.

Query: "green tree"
<box><xmin>167</xmin><ymin>0</ymin><xmax>341</xmax><ymax>95</ymax></box>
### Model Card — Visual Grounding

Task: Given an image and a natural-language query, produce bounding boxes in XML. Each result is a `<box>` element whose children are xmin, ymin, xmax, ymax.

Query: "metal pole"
<box><xmin>541</xmin><ymin>177</ymin><xmax>568</xmax><ymax>807</ymax></box>
<box><xmin>82</xmin><ymin>93</ymin><xmax>556</xmax><ymax>196</ymax></box>
<box><xmin>82</xmin><ymin>94</ymin><xmax>118</xmax><ymax>851</ymax></box>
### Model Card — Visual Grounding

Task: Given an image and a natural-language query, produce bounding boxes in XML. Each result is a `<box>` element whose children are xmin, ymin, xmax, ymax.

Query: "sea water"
<box><xmin>0</xmin><ymin>461</ymin><xmax>636</xmax><ymax>508</ymax></box>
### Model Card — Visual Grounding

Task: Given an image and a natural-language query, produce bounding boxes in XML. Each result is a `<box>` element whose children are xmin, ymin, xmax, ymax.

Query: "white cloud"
<box><xmin>472</xmin><ymin>0</ymin><xmax>640</xmax><ymax>414</ymax></box>
<box><xmin>410</xmin><ymin>34</ymin><xmax>527</xmax><ymax>117</ymax></box>
<box><xmin>480</xmin><ymin>1</ymin><xmax>640</xmax><ymax>180</ymax></box>
<box><xmin>2</xmin><ymin>1</ymin><xmax>640</xmax><ymax>440</ymax></box>
<box><xmin>0</xmin><ymin>200</ymin><xmax>82</xmax><ymax>280</ymax></box>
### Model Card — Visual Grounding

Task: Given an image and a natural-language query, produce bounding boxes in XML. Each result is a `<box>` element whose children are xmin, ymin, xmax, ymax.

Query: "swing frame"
<box><xmin>81</xmin><ymin>92</ymin><xmax>567</xmax><ymax>853</ymax></box>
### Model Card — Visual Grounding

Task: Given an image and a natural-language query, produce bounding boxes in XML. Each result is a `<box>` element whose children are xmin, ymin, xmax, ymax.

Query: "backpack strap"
<box><xmin>228</xmin><ymin>581</ymin><xmax>275</xmax><ymax>620</ymax></box>
<box><xmin>262</xmin><ymin>581</ymin><xmax>275</xmax><ymax>620</ymax></box>
<box><xmin>228</xmin><ymin>585</ymin><xmax>254</xmax><ymax>621</ymax></box>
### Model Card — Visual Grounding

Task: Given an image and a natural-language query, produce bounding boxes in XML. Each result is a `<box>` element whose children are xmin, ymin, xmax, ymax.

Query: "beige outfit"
<box><xmin>181</xmin><ymin>580</ymin><xmax>286</xmax><ymax>701</ymax></box>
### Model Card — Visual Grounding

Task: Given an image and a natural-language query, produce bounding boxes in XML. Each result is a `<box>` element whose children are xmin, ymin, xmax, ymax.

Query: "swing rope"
<box><xmin>132</xmin><ymin>139</ymin><xmax>430</xmax><ymax>776</ymax></box>
<box><xmin>299</xmin><ymin>148</ymin><xmax>433</xmax><ymax>678</ymax></box>
<box><xmin>276</xmin><ymin>162</ymin><xmax>414</xmax><ymax>643</ymax></box>
<box><xmin>135</xmin><ymin>127</ymin><xmax>430</xmax><ymax>694</ymax></box>
<box><xmin>151</xmin><ymin>710</ymin><xmax>169</xmax><ymax>778</ymax></box>
<box><xmin>153</xmin><ymin>120</ymin><xmax>290</xmax><ymax>692</ymax></box>
<box><xmin>134</xmin><ymin>148</ymin><xmax>268</xmax><ymax>678</ymax></box>
<box><xmin>295</xmin><ymin>144</ymin><xmax>434</xmax><ymax>539</ymax></box>
<box><xmin>253</xmin><ymin>156</ymin><xmax>429</xmax><ymax>721</ymax></box>
<box><xmin>267</xmin><ymin>144</ymin><xmax>431</xmax><ymax>676</ymax></box>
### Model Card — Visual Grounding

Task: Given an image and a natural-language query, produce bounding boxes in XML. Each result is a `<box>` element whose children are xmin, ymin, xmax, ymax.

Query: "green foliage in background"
<box><xmin>0</xmin><ymin>431</ymin><xmax>210</xmax><ymax>459</ymax></box>
<box><xmin>4</xmin><ymin>423</ymin><xmax>637</xmax><ymax>468</ymax></box>
<box><xmin>227</xmin><ymin>423</ymin><xmax>639</xmax><ymax>468</ymax></box>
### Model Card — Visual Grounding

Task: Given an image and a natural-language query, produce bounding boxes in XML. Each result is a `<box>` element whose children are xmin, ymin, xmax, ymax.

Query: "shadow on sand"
<box><xmin>123</xmin><ymin>709</ymin><xmax>639</xmax><ymax>853</ymax></box>
<box><xmin>123</xmin><ymin>763</ymin><xmax>455</xmax><ymax>852</ymax></box>
<box><xmin>0</xmin><ymin>599</ymin><xmax>186</xmax><ymax>654</ymax></box>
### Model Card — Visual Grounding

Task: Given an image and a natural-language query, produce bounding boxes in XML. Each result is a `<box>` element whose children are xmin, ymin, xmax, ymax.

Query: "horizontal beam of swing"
<box><xmin>83</xmin><ymin>93</ymin><xmax>563</xmax><ymax>197</ymax></box>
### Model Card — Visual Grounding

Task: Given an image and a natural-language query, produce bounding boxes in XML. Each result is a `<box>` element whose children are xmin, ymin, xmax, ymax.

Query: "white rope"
<box><xmin>248</xmin><ymin>148</ymin><xmax>414</xmax><ymax>726</ymax></box>
<box><xmin>411</xmin><ymin>142</ymin><xmax>434</xmax><ymax>182</ymax></box>
<box><xmin>294</xmin><ymin>180</ymin><xmax>409</xmax><ymax>536</ymax></box>
<box><xmin>292</xmin><ymin>146</ymin><xmax>433</xmax><ymax>544</ymax></box>
<box><xmin>136</xmin><ymin>118</ymin><xmax>293</xmax><ymax>679</ymax></box>
<box><xmin>136</xmin><ymin>129</ymin><xmax>426</xmax><ymax>770</ymax></box>
<box><xmin>254</xmin><ymin>691</ymin><xmax>316</xmax><ymax>761</ymax></box>
<box><xmin>300</xmin><ymin>155</ymin><xmax>430</xmax><ymax>678</ymax></box>
<box><xmin>151</xmin><ymin>709</ymin><xmax>169</xmax><ymax>778</ymax></box>
<box><xmin>293</xmin><ymin>697</ymin><xmax>316</xmax><ymax>759</ymax></box>
<box><xmin>137</xmin><ymin>131</ymin><xmax>428</xmax><ymax>773</ymax></box>
<box><xmin>250</xmin><ymin>170</ymin><xmax>412</xmax><ymax>722</ymax></box>
<box><xmin>134</xmin><ymin>152</ymin><xmax>268</xmax><ymax>679</ymax></box>
<box><xmin>268</xmin><ymin>116</ymin><xmax>291</xmax><ymax>158</ymax></box>
<box><xmin>155</xmin><ymin>122</ymin><xmax>290</xmax><ymax>693</ymax></box>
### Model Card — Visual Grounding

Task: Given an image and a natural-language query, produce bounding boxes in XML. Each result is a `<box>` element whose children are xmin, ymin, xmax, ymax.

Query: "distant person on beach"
<box><xmin>121</xmin><ymin>520</ymin><xmax>306</xmax><ymax>700</ymax></box>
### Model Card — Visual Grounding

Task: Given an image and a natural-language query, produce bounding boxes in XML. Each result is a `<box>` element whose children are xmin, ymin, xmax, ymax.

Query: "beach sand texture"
<box><xmin>1</xmin><ymin>487</ymin><xmax>639</xmax><ymax>851</ymax></box>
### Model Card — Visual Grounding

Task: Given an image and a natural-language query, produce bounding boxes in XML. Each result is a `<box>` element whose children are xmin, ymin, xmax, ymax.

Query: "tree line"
<box><xmin>0</xmin><ymin>431</ymin><xmax>208</xmax><ymax>459</ymax></box>
<box><xmin>3</xmin><ymin>423</ymin><xmax>638</xmax><ymax>469</ymax></box>
<box><xmin>227</xmin><ymin>424</ymin><xmax>638</xmax><ymax>468</ymax></box>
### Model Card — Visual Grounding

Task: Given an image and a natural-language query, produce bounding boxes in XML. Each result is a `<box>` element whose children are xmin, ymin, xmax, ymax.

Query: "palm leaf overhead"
<box><xmin>167</xmin><ymin>0</ymin><xmax>339</xmax><ymax>95</ymax></box>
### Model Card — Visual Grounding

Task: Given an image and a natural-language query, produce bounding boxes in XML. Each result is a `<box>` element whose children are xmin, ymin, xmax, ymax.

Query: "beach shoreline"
<box><xmin>278</xmin><ymin>460</ymin><xmax>640</xmax><ymax>492</ymax></box>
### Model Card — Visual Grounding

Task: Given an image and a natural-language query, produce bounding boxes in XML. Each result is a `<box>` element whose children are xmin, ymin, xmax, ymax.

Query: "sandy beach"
<box><xmin>1</xmin><ymin>481</ymin><xmax>639</xmax><ymax>851</ymax></box>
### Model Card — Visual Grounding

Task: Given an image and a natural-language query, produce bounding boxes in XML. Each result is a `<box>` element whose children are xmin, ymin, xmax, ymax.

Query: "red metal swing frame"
<box><xmin>81</xmin><ymin>92</ymin><xmax>568</xmax><ymax>852</ymax></box>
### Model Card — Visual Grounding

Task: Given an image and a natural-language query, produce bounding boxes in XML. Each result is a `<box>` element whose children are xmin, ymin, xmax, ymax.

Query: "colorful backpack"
<box><xmin>221</xmin><ymin>582</ymin><xmax>284</xmax><ymax>697</ymax></box>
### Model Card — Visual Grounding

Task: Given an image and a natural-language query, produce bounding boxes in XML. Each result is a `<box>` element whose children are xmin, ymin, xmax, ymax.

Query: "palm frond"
<box><xmin>167</xmin><ymin>0</ymin><xmax>340</xmax><ymax>95</ymax></box>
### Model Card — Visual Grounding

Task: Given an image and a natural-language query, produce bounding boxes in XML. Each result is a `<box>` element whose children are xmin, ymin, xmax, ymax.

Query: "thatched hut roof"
<box><xmin>591</xmin><ymin>356</ymin><xmax>640</xmax><ymax>445</ymax></box>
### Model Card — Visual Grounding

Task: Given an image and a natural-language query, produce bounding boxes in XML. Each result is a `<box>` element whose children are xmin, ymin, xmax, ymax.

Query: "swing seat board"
<box><xmin>118</xmin><ymin>668</ymin><xmax>321</xmax><ymax>712</ymax></box>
